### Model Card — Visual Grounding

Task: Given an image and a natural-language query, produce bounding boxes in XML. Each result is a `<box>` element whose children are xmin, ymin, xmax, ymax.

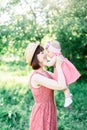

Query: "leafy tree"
<box><xmin>0</xmin><ymin>0</ymin><xmax>87</xmax><ymax>73</ymax></box>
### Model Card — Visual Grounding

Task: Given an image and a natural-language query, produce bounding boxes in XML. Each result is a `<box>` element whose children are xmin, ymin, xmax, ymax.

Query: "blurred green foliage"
<box><xmin>0</xmin><ymin>0</ymin><xmax>87</xmax><ymax>74</ymax></box>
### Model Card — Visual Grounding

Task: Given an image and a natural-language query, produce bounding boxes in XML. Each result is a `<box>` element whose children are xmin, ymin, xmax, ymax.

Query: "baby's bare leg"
<box><xmin>63</xmin><ymin>87</ymin><xmax>71</xmax><ymax>97</ymax></box>
<box><xmin>63</xmin><ymin>87</ymin><xmax>72</xmax><ymax>107</ymax></box>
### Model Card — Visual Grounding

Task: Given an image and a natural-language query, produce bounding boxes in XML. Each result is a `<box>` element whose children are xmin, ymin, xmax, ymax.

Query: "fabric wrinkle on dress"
<box><xmin>29</xmin><ymin>71</ymin><xmax>58</xmax><ymax>130</ymax></box>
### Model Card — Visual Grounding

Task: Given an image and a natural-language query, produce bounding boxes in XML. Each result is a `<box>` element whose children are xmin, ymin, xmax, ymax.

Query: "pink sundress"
<box><xmin>54</xmin><ymin>57</ymin><xmax>81</xmax><ymax>85</ymax></box>
<box><xmin>29</xmin><ymin>71</ymin><xmax>58</xmax><ymax>130</ymax></box>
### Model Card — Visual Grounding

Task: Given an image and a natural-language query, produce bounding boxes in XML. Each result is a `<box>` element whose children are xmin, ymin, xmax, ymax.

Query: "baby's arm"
<box><xmin>43</xmin><ymin>56</ymin><xmax>57</xmax><ymax>67</ymax></box>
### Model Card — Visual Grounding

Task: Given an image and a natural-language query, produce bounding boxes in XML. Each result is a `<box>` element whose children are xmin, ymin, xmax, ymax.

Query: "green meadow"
<box><xmin>0</xmin><ymin>61</ymin><xmax>87</xmax><ymax>130</ymax></box>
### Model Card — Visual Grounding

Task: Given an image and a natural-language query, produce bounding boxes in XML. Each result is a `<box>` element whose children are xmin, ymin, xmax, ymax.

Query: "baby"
<box><xmin>44</xmin><ymin>40</ymin><xmax>81</xmax><ymax>107</ymax></box>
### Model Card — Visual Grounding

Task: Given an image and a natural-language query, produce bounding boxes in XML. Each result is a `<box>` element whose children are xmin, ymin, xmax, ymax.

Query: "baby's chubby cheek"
<box><xmin>43</xmin><ymin>53</ymin><xmax>47</xmax><ymax>59</ymax></box>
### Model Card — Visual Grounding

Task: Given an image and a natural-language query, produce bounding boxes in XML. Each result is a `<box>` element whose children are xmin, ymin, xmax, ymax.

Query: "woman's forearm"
<box><xmin>56</xmin><ymin>65</ymin><xmax>66</xmax><ymax>87</ymax></box>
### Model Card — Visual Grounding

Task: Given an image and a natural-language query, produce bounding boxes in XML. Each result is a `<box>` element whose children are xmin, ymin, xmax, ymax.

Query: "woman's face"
<box><xmin>37</xmin><ymin>50</ymin><xmax>47</xmax><ymax>64</ymax></box>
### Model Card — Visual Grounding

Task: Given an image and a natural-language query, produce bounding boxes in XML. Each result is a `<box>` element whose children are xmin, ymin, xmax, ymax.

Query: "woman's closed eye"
<box><xmin>40</xmin><ymin>51</ymin><xmax>44</xmax><ymax>54</ymax></box>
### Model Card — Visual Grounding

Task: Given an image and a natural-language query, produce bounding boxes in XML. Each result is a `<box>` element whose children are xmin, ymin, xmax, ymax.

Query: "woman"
<box><xmin>25</xmin><ymin>42</ymin><xmax>67</xmax><ymax>130</ymax></box>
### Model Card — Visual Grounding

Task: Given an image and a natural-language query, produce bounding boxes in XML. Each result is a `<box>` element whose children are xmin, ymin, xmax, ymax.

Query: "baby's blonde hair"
<box><xmin>50</xmin><ymin>40</ymin><xmax>61</xmax><ymax>49</ymax></box>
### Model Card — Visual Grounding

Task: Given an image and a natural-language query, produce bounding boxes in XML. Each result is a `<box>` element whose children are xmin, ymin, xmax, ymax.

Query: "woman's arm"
<box><xmin>55</xmin><ymin>57</ymin><xmax>66</xmax><ymax>87</ymax></box>
<box><xmin>31</xmin><ymin>63</ymin><xmax>66</xmax><ymax>90</ymax></box>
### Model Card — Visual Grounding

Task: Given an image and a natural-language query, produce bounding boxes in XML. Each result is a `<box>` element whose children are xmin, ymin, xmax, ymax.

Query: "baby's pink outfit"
<box><xmin>29</xmin><ymin>71</ymin><xmax>58</xmax><ymax>130</ymax></box>
<box><xmin>54</xmin><ymin>53</ymin><xmax>81</xmax><ymax>85</ymax></box>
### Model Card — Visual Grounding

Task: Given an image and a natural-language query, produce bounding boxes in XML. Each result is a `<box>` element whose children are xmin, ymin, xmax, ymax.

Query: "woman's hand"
<box><xmin>55</xmin><ymin>56</ymin><xmax>66</xmax><ymax>87</ymax></box>
<box><xmin>56</xmin><ymin>57</ymin><xmax>63</xmax><ymax>67</ymax></box>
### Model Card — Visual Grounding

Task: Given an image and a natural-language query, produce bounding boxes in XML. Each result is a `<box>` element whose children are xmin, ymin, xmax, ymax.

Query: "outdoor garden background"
<box><xmin>0</xmin><ymin>0</ymin><xmax>87</xmax><ymax>130</ymax></box>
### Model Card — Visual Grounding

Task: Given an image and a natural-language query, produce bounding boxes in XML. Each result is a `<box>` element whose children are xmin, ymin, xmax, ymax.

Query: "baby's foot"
<box><xmin>64</xmin><ymin>96</ymin><xmax>73</xmax><ymax>107</ymax></box>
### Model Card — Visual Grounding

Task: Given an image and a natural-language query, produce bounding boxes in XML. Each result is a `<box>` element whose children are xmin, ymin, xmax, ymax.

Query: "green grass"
<box><xmin>0</xmin><ymin>61</ymin><xmax>87</xmax><ymax>130</ymax></box>
<box><xmin>55</xmin><ymin>79</ymin><xmax>87</xmax><ymax>130</ymax></box>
